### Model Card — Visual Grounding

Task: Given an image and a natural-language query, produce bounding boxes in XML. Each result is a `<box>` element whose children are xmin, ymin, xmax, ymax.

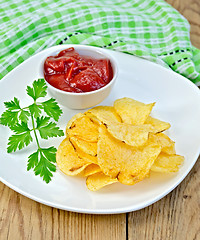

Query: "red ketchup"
<box><xmin>44</xmin><ymin>47</ymin><xmax>113</xmax><ymax>93</ymax></box>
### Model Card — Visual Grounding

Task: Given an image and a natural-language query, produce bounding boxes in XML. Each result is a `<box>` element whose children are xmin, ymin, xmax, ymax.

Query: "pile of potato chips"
<box><xmin>56</xmin><ymin>98</ymin><xmax>184</xmax><ymax>191</ymax></box>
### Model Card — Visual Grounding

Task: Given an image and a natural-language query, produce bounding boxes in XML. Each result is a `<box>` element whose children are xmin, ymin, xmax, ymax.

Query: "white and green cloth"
<box><xmin>1</xmin><ymin>0</ymin><xmax>200</xmax><ymax>85</ymax></box>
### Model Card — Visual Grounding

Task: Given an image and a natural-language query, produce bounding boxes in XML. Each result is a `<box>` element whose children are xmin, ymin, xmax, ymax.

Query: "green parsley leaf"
<box><xmin>4</xmin><ymin>97</ymin><xmax>21</xmax><ymax>110</ymax></box>
<box><xmin>19</xmin><ymin>110</ymin><xmax>30</xmax><ymax>122</ymax></box>
<box><xmin>34</xmin><ymin>149</ymin><xmax>56</xmax><ymax>183</ymax></box>
<box><xmin>0</xmin><ymin>110</ymin><xmax>19</xmax><ymax>127</ymax></box>
<box><xmin>29</xmin><ymin>103</ymin><xmax>42</xmax><ymax>119</ymax></box>
<box><xmin>41</xmin><ymin>98</ymin><xmax>63</xmax><ymax>121</ymax></box>
<box><xmin>10</xmin><ymin>122</ymin><xmax>30</xmax><ymax>134</ymax></box>
<box><xmin>36</xmin><ymin>116</ymin><xmax>50</xmax><ymax>128</ymax></box>
<box><xmin>1</xmin><ymin>97</ymin><xmax>30</xmax><ymax>126</ymax></box>
<box><xmin>37</xmin><ymin>116</ymin><xmax>64</xmax><ymax>139</ymax></box>
<box><xmin>27</xmin><ymin>150</ymin><xmax>39</xmax><ymax>170</ymax></box>
<box><xmin>7</xmin><ymin>131</ymin><xmax>33</xmax><ymax>153</ymax></box>
<box><xmin>26</xmin><ymin>78</ymin><xmax>47</xmax><ymax>100</ymax></box>
<box><xmin>41</xmin><ymin>147</ymin><xmax>57</xmax><ymax>163</ymax></box>
<box><xmin>27</xmin><ymin>147</ymin><xmax>56</xmax><ymax>174</ymax></box>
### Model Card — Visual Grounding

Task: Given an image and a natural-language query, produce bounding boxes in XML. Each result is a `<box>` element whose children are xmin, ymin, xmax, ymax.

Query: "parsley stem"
<box><xmin>31</xmin><ymin>115</ymin><xmax>40</xmax><ymax>149</ymax></box>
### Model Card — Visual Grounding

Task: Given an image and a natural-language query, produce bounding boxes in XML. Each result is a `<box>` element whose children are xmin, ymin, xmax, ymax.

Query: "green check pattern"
<box><xmin>1</xmin><ymin>0</ymin><xmax>200</xmax><ymax>85</ymax></box>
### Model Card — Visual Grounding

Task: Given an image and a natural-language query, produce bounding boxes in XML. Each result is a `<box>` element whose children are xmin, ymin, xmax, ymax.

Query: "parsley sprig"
<box><xmin>0</xmin><ymin>79</ymin><xmax>64</xmax><ymax>183</ymax></box>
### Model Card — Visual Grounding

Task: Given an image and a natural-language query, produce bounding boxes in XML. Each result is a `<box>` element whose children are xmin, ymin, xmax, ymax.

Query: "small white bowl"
<box><xmin>44</xmin><ymin>45</ymin><xmax>118</xmax><ymax>109</ymax></box>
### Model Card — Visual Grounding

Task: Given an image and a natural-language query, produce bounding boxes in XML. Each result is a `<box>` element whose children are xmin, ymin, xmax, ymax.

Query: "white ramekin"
<box><xmin>44</xmin><ymin>45</ymin><xmax>118</xmax><ymax>109</ymax></box>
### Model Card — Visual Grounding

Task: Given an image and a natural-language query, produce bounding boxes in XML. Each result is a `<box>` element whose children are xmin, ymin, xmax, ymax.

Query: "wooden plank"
<box><xmin>128</xmin><ymin>156</ymin><xmax>200</xmax><ymax>240</ymax></box>
<box><xmin>0</xmin><ymin>184</ymin><xmax>126</xmax><ymax>240</ymax></box>
<box><xmin>166</xmin><ymin>0</ymin><xmax>200</xmax><ymax>48</ymax></box>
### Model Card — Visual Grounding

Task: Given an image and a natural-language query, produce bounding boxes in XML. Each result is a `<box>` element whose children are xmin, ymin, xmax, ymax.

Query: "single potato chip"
<box><xmin>114</xmin><ymin>97</ymin><xmax>155</xmax><ymax>125</ymax></box>
<box><xmin>66</xmin><ymin>113</ymin><xmax>84</xmax><ymax>134</ymax></box>
<box><xmin>86</xmin><ymin>106</ymin><xmax>121</xmax><ymax>124</ymax></box>
<box><xmin>70</xmin><ymin>137</ymin><xmax>98</xmax><ymax>164</ymax></box>
<box><xmin>97</xmin><ymin>125</ymin><xmax>161</xmax><ymax>185</ymax></box>
<box><xmin>70</xmin><ymin>136</ymin><xmax>97</xmax><ymax>156</ymax></box>
<box><xmin>56</xmin><ymin>138</ymin><xmax>90</xmax><ymax>176</ymax></box>
<box><xmin>84</xmin><ymin>112</ymin><xmax>101</xmax><ymax>125</ymax></box>
<box><xmin>153</xmin><ymin>132</ymin><xmax>176</xmax><ymax>155</ymax></box>
<box><xmin>151</xmin><ymin>153</ymin><xmax>184</xmax><ymax>172</ymax></box>
<box><xmin>86</xmin><ymin>172</ymin><xmax>118</xmax><ymax>191</ymax></box>
<box><xmin>145</xmin><ymin>116</ymin><xmax>171</xmax><ymax>132</ymax></box>
<box><xmin>106</xmin><ymin>122</ymin><xmax>157</xmax><ymax>147</ymax></box>
<box><xmin>83</xmin><ymin>164</ymin><xmax>101</xmax><ymax>177</ymax></box>
<box><xmin>67</xmin><ymin>115</ymin><xmax>99</xmax><ymax>142</ymax></box>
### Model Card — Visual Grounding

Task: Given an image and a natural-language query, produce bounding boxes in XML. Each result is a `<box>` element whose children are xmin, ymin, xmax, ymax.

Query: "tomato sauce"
<box><xmin>44</xmin><ymin>47</ymin><xmax>113</xmax><ymax>93</ymax></box>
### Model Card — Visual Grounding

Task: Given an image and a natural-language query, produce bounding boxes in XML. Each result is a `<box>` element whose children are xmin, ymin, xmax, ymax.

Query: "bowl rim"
<box><xmin>43</xmin><ymin>45</ymin><xmax>118</xmax><ymax>96</ymax></box>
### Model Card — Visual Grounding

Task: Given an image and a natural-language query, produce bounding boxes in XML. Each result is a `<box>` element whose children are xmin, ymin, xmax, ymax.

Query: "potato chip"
<box><xmin>114</xmin><ymin>97</ymin><xmax>155</xmax><ymax>125</ymax></box>
<box><xmin>106</xmin><ymin>122</ymin><xmax>157</xmax><ymax>147</ymax></box>
<box><xmin>67</xmin><ymin>115</ymin><xmax>99</xmax><ymax>142</ymax></box>
<box><xmin>97</xmin><ymin>125</ymin><xmax>161</xmax><ymax>185</ymax></box>
<box><xmin>70</xmin><ymin>137</ymin><xmax>98</xmax><ymax>164</ymax></box>
<box><xmin>86</xmin><ymin>172</ymin><xmax>118</xmax><ymax>191</ymax></box>
<box><xmin>86</xmin><ymin>106</ymin><xmax>121</xmax><ymax>124</ymax></box>
<box><xmin>153</xmin><ymin>132</ymin><xmax>176</xmax><ymax>155</ymax></box>
<box><xmin>70</xmin><ymin>135</ymin><xmax>97</xmax><ymax>157</ymax></box>
<box><xmin>56</xmin><ymin>138</ymin><xmax>90</xmax><ymax>176</ymax></box>
<box><xmin>83</xmin><ymin>164</ymin><xmax>101</xmax><ymax>177</ymax></box>
<box><xmin>84</xmin><ymin>112</ymin><xmax>101</xmax><ymax>125</ymax></box>
<box><xmin>145</xmin><ymin>116</ymin><xmax>171</xmax><ymax>132</ymax></box>
<box><xmin>66</xmin><ymin>113</ymin><xmax>84</xmax><ymax>134</ymax></box>
<box><xmin>151</xmin><ymin>153</ymin><xmax>184</xmax><ymax>172</ymax></box>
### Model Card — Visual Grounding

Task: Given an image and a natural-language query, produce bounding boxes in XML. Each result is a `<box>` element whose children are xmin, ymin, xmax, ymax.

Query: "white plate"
<box><xmin>0</xmin><ymin>45</ymin><xmax>200</xmax><ymax>214</ymax></box>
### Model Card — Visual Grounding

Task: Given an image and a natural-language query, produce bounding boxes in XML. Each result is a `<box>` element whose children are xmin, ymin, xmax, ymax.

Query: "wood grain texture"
<box><xmin>166</xmin><ymin>0</ymin><xmax>200</xmax><ymax>48</ymax></box>
<box><xmin>128</xmin><ymin>156</ymin><xmax>200</xmax><ymax>240</ymax></box>
<box><xmin>0</xmin><ymin>184</ymin><xmax>126</xmax><ymax>240</ymax></box>
<box><xmin>0</xmin><ymin>1</ymin><xmax>200</xmax><ymax>240</ymax></box>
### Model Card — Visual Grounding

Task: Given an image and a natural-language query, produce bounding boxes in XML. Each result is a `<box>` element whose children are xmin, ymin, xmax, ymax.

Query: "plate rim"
<box><xmin>0</xmin><ymin>44</ymin><xmax>200</xmax><ymax>214</ymax></box>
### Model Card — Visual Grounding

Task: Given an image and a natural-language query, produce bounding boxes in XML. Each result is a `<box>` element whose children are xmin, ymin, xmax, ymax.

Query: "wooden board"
<box><xmin>0</xmin><ymin>183</ymin><xmax>126</xmax><ymax>240</ymax></box>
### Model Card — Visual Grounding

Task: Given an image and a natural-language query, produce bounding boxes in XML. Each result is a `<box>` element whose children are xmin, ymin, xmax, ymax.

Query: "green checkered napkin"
<box><xmin>1</xmin><ymin>0</ymin><xmax>200</xmax><ymax>85</ymax></box>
